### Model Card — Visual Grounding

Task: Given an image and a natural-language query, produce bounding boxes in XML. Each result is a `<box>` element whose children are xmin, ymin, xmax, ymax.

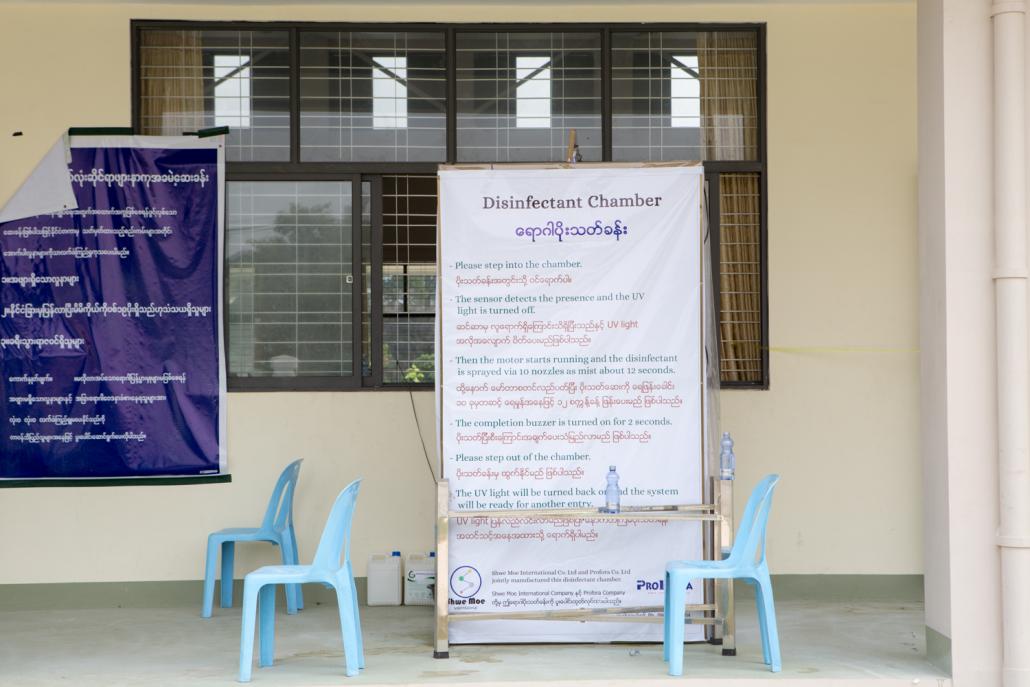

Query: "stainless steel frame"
<box><xmin>433</xmin><ymin>477</ymin><xmax>735</xmax><ymax>658</ymax></box>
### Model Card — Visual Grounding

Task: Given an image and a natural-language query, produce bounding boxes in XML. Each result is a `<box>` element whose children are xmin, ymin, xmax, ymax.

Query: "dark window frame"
<box><xmin>223</xmin><ymin>170</ymin><xmax>364</xmax><ymax>391</ymax></box>
<box><xmin>131</xmin><ymin>20</ymin><xmax>769</xmax><ymax>391</ymax></box>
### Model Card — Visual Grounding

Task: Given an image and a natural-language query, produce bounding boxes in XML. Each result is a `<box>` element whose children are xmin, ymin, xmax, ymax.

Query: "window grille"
<box><xmin>300</xmin><ymin>31</ymin><xmax>447</xmax><ymax>162</ymax></box>
<box><xmin>455</xmin><ymin>32</ymin><xmax>602</xmax><ymax>162</ymax></box>
<box><xmin>611</xmin><ymin>31</ymin><xmax>758</xmax><ymax>162</ymax></box>
<box><xmin>138</xmin><ymin>28</ymin><xmax>290</xmax><ymax>161</ymax></box>
<box><xmin>718</xmin><ymin>173</ymin><xmax>763</xmax><ymax>383</ymax></box>
<box><xmin>381</xmin><ymin>175</ymin><xmax>438</xmax><ymax>384</ymax></box>
<box><xmin>227</xmin><ymin>181</ymin><xmax>355</xmax><ymax>377</ymax></box>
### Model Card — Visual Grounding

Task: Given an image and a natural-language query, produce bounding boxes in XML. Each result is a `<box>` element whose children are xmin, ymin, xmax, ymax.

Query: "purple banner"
<box><xmin>0</xmin><ymin>142</ymin><xmax>224</xmax><ymax>478</ymax></box>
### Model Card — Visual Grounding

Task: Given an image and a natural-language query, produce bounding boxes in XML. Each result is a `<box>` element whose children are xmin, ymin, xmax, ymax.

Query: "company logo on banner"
<box><xmin>450</xmin><ymin>565</ymin><xmax>484</xmax><ymax>601</ymax></box>
<box><xmin>438</xmin><ymin>165</ymin><xmax>706</xmax><ymax>644</ymax></box>
<box><xmin>0</xmin><ymin>137</ymin><xmax>226</xmax><ymax>479</ymax></box>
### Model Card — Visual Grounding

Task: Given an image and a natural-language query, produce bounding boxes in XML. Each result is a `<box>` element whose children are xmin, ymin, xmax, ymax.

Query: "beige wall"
<box><xmin>0</xmin><ymin>1</ymin><xmax>919</xmax><ymax>582</ymax></box>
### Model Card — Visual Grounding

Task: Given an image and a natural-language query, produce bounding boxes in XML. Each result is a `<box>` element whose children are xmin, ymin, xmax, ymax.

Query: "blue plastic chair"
<box><xmin>663</xmin><ymin>474</ymin><xmax>782</xmax><ymax>676</ymax></box>
<box><xmin>238</xmin><ymin>479</ymin><xmax>363</xmax><ymax>683</ymax></box>
<box><xmin>203</xmin><ymin>460</ymin><xmax>304</xmax><ymax>618</ymax></box>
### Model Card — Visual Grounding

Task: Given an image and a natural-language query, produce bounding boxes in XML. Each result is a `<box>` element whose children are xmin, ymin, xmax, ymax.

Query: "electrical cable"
<box><xmin>408</xmin><ymin>388</ymin><xmax>437</xmax><ymax>484</ymax></box>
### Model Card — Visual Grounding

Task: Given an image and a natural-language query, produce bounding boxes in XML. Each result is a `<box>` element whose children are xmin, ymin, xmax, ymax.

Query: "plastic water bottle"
<box><xmin>605</xmin><ymin>465</ymin><xmax>621</xmax><ymax>513</ymax></box>
<box><xmin>720</xmin><ymin>432</ymin><xmax>736</xmax><ymax>480</ymax></box>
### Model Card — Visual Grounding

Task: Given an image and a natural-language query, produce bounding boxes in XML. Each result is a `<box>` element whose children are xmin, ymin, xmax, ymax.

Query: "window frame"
<box><xmin>223</xmin><ymin>170</ymin><xmax>365</xmax><ymax>391</ymax></box>
<box><xmin>131</xmin><ymin>20</ymin><xmax>769</xmax><ymax>391</ymax></box>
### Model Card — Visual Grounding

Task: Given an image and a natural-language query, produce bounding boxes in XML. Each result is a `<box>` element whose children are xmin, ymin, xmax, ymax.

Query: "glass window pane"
<box><xmin>718</xmin><ymin>173</ymin><xmax>763</xmax><ymax>383</ymax></box>
<box><xmin>214</xmin><ymin>55</ymin><xmax>252</xmax><ymax>128</ymax></box>
<box><xmin>139</xmin><ymin>29</ymin><xmax>290</xmax><ymax>161</ymax></box>
<box><xmin>516</xmin><ymin>56</ymin><xmax>552</xmax><ymax>128</ymax></box>
<box><xmin>669</xmin><ymin>55</ymin><xmax>700</xmax><ymax>129</ymax></box>
<box><xmin>373</xmin><ymin>56</ymin><xmax>409</xmax><ymax>128</ymax></box>
<box><xmin>300</xmin><ymin>31</ymin><xmax>447</xmax><ymax>162</ymax></box>
<box><xmin>382</xmin><ymin>175</ymin><xmax>436</xmax><ymax>384</ymax></box>
<box><xmin>228</xmin><ymin>181</ymin><xmax>355</xmax><ymax>377</ymax></box>
<box><xmin>611</xmin><ymin>31</ymin><xmax>758</xmax><ymax>162</ymax></box>
<box><xmin>456</xmin><ymin>32</ymin><xmax>601</xmax><ymax>162</ymax></box>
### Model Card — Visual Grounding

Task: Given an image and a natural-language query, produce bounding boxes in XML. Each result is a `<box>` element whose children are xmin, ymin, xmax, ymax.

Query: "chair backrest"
<box><xmin>727</xmin><ymin>474</ymin><xmax>780</xmax><ymax>568</ymax></box>
<box><xmin>311</xmin><ymin>479</ymin><xmax>362</xmax><ymax>572</ymax></box>
<box><xmin>261</xmin><ymin>459</ymin><xmax>303</xmax><ymax>532</ymax></box>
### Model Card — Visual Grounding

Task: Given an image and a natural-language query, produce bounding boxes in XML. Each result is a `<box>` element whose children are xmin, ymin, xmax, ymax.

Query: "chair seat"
<box><xmin>211</xmin><ymin>527</ymin><xmax>276</xmax><ymax>541</ymax></box>
<box><xmin>667</xmin><ymin>559</ymin><xmax>731</xmax><ymax>571</ymax></box>
<box><xmin>667</xmin><ymin>559</ymin><xmax>755</xmax><ymax>579</ymax></box>
<box><xmin>248</xmin><ymin>565</ymin><xmax>317</xmax><ymax>582</ymax></box>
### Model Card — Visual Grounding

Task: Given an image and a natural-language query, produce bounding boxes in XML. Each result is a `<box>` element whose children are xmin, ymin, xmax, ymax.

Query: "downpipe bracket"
<box><xmin>997</xmin><ymin>535</ymin><xmax>1030</xmax><ymax>548</ymax></box>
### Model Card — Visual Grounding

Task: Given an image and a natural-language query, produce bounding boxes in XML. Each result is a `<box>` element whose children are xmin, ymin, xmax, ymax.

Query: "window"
<box><xmin>381</xmin><ymin>175</ymin><xmax>437</xmax><ymax>384</ymax></box>
<box><xmin>134</xmin><ymin>22</ymin><xmax>767</xmax><ymax>388</ymax></box>
<box><xmin>300</xmin><ymin>31</ymin><xmax>446</xmax><ymax>162</ymax></box>
<box><xmin>138</xmin><ymin>29</ymin><xmax>290</xmax><ymax>161</ymax></box>
<box><xmin>610</xmin><ymin>31</ymin><xmax>758</xmax><ymax>162</ymax></box>
<box><xmin>455</xmin><ymin>32</ymin><xmax>602</xmax><ymax>162</ymax></box>
<box><xmin>227</xmin><ymin>181</ymin><xmax>358</xmax><ymax>383</ymax></box>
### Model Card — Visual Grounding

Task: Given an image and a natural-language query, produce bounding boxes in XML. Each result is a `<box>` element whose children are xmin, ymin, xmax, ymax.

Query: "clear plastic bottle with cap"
<box><xmin>604</xmin><ymin>465</ymin><xmax>621</xmax><ymax>513</ymax></box>
<box><xmin>720</xmin><ymin>432</ymin><xmax>736</xmax><ymax>480</ymax></box>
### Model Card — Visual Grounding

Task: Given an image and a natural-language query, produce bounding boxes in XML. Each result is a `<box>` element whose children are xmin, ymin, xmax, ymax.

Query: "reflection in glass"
<box><xmin>669</xmin><ymin>55</ymin><xmax>699</xmax><ymax>129</ymax></box>
<box><xmin>372</xmin><ymin>56</ymin><xmax>408</xmax><ymax>129</ymax></box>
<box><xmin>227</xmin><ymin>182</ymin><xmax>354</xmax><ymax>377</ymax></box>
<box><xmin>516</xmin><ymin>56</ymin><xmax>552</xmax><ymax>128</ymax></box>
<box><xmin>214</xmin><ymin>55</ymin><xmax>251</xmax><ymax>128</ymax></box>
<box><xmin>456</xmin><ymin>32</ymin><xmax>601</xmax><ymax>162</ymax></box>
<box><xmin>301</xmin><ymin>31</ymin><xmax>446</xmax><ymax>162</ymax></box>
<box><xmin>139</xmin><ymin>29</ymin><xmax>290</xmax><ymax>161</ymax></box>
<box><xmin>612</xmin><ymin>31</ymin><xmax>757</xmax><ymax>161</ymax></box>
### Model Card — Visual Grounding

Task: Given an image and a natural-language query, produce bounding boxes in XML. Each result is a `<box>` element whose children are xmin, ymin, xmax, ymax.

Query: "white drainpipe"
<box><xmin>993</xmin><ymin>2</ymin><xmax>1030</xmax><ymax>686</ymax></box>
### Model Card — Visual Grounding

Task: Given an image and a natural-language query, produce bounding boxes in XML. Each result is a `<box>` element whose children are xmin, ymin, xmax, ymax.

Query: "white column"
<box><xmin>992</xmin><ymin>2</ymin><xmax>1030</xmax><ymax>687</ymax></box>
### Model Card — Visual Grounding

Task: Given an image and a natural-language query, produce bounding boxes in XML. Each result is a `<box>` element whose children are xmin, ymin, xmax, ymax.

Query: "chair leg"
<box><xmin>756</xmin><ymin>574</ymin><xmax>781</xmax><ymax>672</ymax></box>
<box><xmin>662</xmin><ymin>570</ymin><xmax>671</xmax><ymax>662</ymax></box>
<box><xmin>667</xmin><ymin>574</ymin><xmax>687</xmax><ymax>677</ymax></box>
<box><xmin>753</xmin><ymin>579</ymin><xmax>771</xmax><ymax>666</ymax></box>
<box><xmin>221</xmin><ymin>541</ymin><xmax>235</xmax><ymax>609</ymax></box>
<box><xmin>289</xmin><ymin>525</ymin><xmax>304</xmax><ymax>610</ymax></box>
<box><xmin>202</xmin><ymin>536</ymin><xmax>219</xmax><ymax>618</ymax></box>
<box><xmin>335</xmin><ymin>584</ymin><xmax>361</xmax><ymax>677</ymax></box>
<box><xmin>279</xmin><ymin>536</ymin><xmax>299</xmax><ymax>615</ymax></box>
<box><xmin>239</xmin><ymin>578</ymin><xmax>260</xmax><ymax>683</ymax></box>
<box><xmin>349</xmin><ymin>568</ymin><xmax>365</xmax><ymax>669</ymax></box>
<box><xmin>259</xmin><ymin>584</ymin><xmax>276</xmax><ymax>668</ymax></box>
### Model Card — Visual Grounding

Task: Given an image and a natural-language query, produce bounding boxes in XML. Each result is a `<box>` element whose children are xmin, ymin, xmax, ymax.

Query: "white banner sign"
<box><xmin>439</xmin><ymin>165</ymin><xmax>705</xmax><ymax>643</ymax></box>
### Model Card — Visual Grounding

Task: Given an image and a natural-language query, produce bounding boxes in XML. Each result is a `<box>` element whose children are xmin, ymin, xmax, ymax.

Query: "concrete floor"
<box><xmin>0</xmin><ymin>599</ymin><xmax>950</xmax><ymax>687</ymax></box>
